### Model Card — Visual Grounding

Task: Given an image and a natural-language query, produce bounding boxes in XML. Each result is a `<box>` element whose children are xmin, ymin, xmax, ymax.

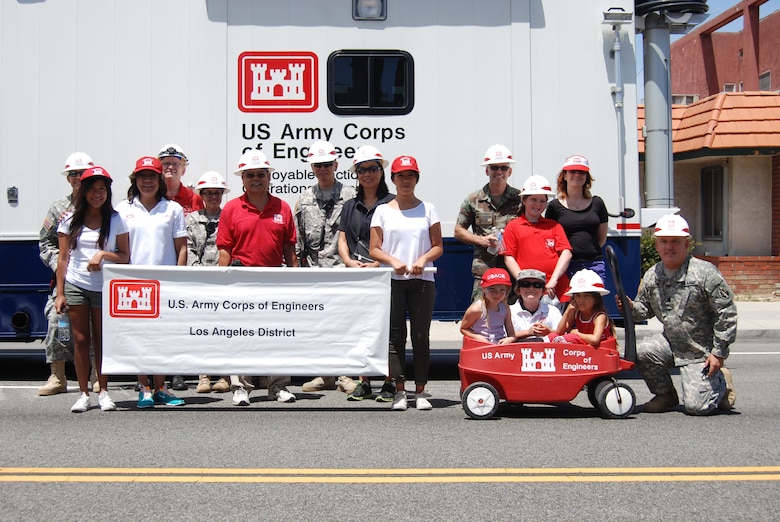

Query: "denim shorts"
<box><xmin>64</xmin><ymin>281</ymin><xmax>102</xmax><ymax>308</ymax></box>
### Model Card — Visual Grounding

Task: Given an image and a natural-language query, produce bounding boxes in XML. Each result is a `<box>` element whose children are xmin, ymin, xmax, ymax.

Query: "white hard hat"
<box><xmin>561</xmin><ymin>154</ymin><xmax>590</xmax><ymax>173</ymax></box>
<box><xmin>194</xmin><ymin>171</ymin><xmax>230</xmax><ymax>194</ymax></box>
<box><xmin>520</xmin><ymin>175</ymin><xmax>555</xmax><ymax>196</ymax></box>
<box><xmin>234</xmin><ymin>150</ymin><xmax>274</xmax><ymax>175</ymax></box>
<box><xmin>653</xmin><ymin>214</ymin><xmax>691</xmax><ymax>238</ymax></box>
<box><xmin>480</xmin><ymin>144</ymin><xmax>516</xmax><ymax>166</ymax></box>
<box><xmin>158</xmin><ymin>143</ymin><xmax>188</xmax><ymax>164</ymax></box>
<box><xmin>349</xmin><ymin>145</ymin><xmax>389</xmax><ymax>172</ymax></box>
<box><xmin>61</xmin><ymin>152</ymin><xmax>94</xmax><ymax>175</ymax></box>
<box><xmin>565</xmin><ymin>269</ymin><xmax>610</xmax><ymax>296</ymax></box>
<box><xmin>307</xmin><ymin>140</ymin><xmax>339</xmax><ymax>164</ymax></box>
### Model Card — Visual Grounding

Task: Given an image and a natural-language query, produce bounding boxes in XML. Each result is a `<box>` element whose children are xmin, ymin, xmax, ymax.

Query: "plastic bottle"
<box><xmin>57</xmin><ymin>311</ymin><xmax>71</xmax><ymax>343</ymax></box>
<box><xmin>487</xmin><ymin>227</ymin><xmax>500</xmax><ymax>255</ymax></box>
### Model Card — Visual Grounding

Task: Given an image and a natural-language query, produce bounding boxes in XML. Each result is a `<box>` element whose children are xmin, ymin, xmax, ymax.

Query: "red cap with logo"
<box><xmin>133</xmin><ymin>156</ymin><xmax>162</xmax><ymax>175</ymax></box>
<box><xmin>80</xmin><ymin>166</ymin><xmax>112</xmax><ymax>183</ymax></box>
<box><xmin>481</xmin><ymin>268</ymin><xmax>512</xmax><ymax>288</ymax></box>
<box><xmin>391</xmin><ymin>155</ymin><xmax>420</xmax><ymax>174</ymax></box>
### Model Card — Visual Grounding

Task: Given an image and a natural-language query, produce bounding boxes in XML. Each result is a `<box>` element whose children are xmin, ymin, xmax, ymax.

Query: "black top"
<box><xmin>338</xmin><ymin>193</ymin><xmax>396</xmax><ymax>262</ymax></box>
<box><xmin>545</xmin><ymin>195</ymin><xmax>608</xmax><ymax>262</ymax></box>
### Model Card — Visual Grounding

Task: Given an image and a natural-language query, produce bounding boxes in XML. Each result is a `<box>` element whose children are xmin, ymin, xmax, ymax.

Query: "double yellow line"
<box><xmin>1</xmin><ymin>466</ymin><xmax>780</xmax><ymax>483</ymax></box>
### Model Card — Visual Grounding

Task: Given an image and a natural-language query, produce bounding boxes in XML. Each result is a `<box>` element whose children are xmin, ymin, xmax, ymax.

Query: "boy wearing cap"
<box><xmin>295</xmin><ymin>141</ymin><xmax>357</xmax><ymax>394</ymax></box>
<box><xmin>509</xmin><ymin>269</ymin><xmax>562</xmax><ymax>340</ymax></box>
<box><xmin>621</xmin><ymin>214</ymin><xmax>737</xmax><ymax>415</ymax></box>
<box><xmin>460</xmin><ymin>268</ymin><xmax>516</xmax><ymax>344</ymax></box>
<box><xmin>454</xmin><ymin>144</ymin><xmax>522</xmax><ymax>300</ymax></box>
<box><xmin>37</xmin><ymin>152</ymin><xmax>95</xmax><ymax>396</ymax></box>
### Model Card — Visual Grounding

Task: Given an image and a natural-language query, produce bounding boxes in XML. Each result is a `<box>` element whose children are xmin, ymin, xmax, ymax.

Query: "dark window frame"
<box><xmin>701</xmin><ymin>166</ymin><xmax>724</xmax><ymax>240</ymax></box>
<box><xmin>327</xmin><ymin>50</ymin><xmax>414</xmax><ymax>115</ymax></box>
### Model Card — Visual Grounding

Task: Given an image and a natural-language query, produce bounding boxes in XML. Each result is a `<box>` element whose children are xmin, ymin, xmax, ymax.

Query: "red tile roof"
<box><xmin>638</xmin><ymin>92</ymin><xmax>780</xmax><ymax>154</ymax></box>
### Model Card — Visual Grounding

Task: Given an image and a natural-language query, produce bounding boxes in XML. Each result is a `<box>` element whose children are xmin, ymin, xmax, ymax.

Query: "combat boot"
<box><xmin>718</xmin><ymin>367</ymin><xmax>736</xmax><ymax>410</ymax></box>
<box><xmin>643</xmin><ymin>390</ymin><xmax>679</xmax><ymax>413</ymax></box>
<box><xmin>38</xmin><ymin>361</ymin><xmax>67</xmax><ymax>396</ymax></box>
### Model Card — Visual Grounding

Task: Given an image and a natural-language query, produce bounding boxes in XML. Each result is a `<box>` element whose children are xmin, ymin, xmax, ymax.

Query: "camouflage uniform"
<box><xmin>294</xmin><ymin>181</ymin><xmax>356</xmax><ymax>267</ymax></box>
<box><xmin>455</xmin><ymin>183</ymin><xmax>521</xmax><ymax>299</ymax></box>
<box><xmin>185</xmin><ymin>210</ymin><xmax>221</xmax><ymax>266</ymax></box>
<box><xmin>38</xmin><ymin>195</ymin><xmax>74</xmax><ymax>363</ymax></box>
<box><xmin>631</xmin><ymin>255</ymin><xmax>737</xmax><ymax>415</ymax></box>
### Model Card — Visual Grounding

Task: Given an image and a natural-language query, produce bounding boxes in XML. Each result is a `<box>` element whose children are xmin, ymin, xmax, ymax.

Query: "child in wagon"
<box><xmin>460</xmin><ymin>268</ymin><xmax>516</xmax><ymax>344</ymax></box>
<box><xmin>551</xmin><ymin>269</ymin><xmax>616</xmax><ymax>347</ymax></box>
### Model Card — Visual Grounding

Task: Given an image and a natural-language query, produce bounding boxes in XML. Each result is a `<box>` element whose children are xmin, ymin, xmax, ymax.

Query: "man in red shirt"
<box><xmin>158</xmin><ymin>143</ymin><xmax>203</xmax><ymax>216</ymax></box>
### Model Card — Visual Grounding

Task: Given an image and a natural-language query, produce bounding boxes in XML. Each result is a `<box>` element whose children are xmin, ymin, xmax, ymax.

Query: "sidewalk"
<box><xmin>430</xmin><ymin>301</ymin><xmax>780</xmax><ymax>343</ymax></box>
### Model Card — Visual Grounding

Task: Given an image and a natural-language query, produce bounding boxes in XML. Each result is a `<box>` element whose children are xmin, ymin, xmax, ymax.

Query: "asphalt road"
<box><xmin>1</xmin><ymin>340</ymin><xmax>779</xmax><ymax>521</ymax></box>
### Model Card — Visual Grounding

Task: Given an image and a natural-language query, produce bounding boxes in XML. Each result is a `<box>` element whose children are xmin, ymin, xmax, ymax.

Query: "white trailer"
<box><xmin>0</xmin><ymin>0</ymin><xmax>641</xmax><ymax>339</ymax></box>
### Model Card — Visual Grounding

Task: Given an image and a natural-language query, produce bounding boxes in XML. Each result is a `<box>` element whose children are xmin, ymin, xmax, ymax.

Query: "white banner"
<box><xmin>101</xmin><ymin>266</ymin><xmax>390</xmax><ymax>375</ymax></box>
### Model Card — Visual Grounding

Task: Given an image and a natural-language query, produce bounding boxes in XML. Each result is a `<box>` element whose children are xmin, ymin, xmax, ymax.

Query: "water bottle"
<box><xmin>57</xmin><ymin>311</ymin><xmax>71</xmax><ymax>343</ymax></box>
<box><xmin>487</xmin><ymin>227</ymin><xmax>500</xmax><ymax>255</ymax></box>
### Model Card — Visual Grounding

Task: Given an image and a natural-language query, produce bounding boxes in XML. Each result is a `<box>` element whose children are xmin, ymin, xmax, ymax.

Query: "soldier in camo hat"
<box><xmin>621</xmin><ymin>214</ymin><xmax>737</xmax><ymax>415</ymax></box>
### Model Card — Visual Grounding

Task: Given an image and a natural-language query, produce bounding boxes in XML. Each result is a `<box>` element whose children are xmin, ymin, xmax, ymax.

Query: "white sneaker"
<box><xmin>275</xmin><ymin>388</ymin><xmax>296</xmax><ymax>403</ymax></box>
<box><xmin>415</xmin><ymin>392</ymin><xmax>432</xmax><ymax>410</ymax></box>
<box><xmin>98</xmin><ymin>391</ymin><xmax>116</xmax><ymax>411</ymax></box>
<box><xmin>71</xmin><ymin>392</ymin><xmax>90</xmax><ymax>413</ymax></box>
<box><xmin>391</xmin><ymin>391</ymin><xmax>408</xmax><ymax>411</ymax></box>
<box><xmin>232</xmin><ymin>386</ymin><xmax>250</xmax><ymax>406</ymax></box>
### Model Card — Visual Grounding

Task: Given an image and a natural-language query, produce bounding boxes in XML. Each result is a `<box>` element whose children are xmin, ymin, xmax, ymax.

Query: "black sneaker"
<box><xmin>347</xmin><ymin>380</ymin><xmax>373</xmax><ymax>401</ymax></box>
<box><xmin>171</xmin><ymin>375</ymin><xmax>188</xmax><ymax>391</ymax></box>
<box><xmin>375</xmin><ymin>381</ymin><xmax>395</xmax><ymax>402</ymax></box>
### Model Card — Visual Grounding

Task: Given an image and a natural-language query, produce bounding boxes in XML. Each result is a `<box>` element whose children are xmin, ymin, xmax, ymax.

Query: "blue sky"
<box><xmin>635</xmin><ymin>0</ymin><xmax>780</xmax><ymax>100</ymax></box>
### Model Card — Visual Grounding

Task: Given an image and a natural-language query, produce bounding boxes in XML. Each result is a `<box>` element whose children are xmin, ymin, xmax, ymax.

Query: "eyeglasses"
<box><xmin>356</xmin><ymin>165</ymin><xmax>381</xmax><ymax>175</ymax></box>
<box><xmin>161</xmin><ymin>161</ymin><xmax>184</xmax><ymax>170</ymax></box>
<box><xmin>489</xmin><ymin>165</ymin><xmax>510</xmax><ymax>172</ymax></box>
<box><xmin>518</xmin><ymin>281</ymin><xmax>545</xmax><ymax>289</ymax></box>
<box><xmin>243</xmin><ymin>171</ymin><xmax>268</xmax><ymax>179</ymax></box>
<box><xmin>312</xmin><ymin>161</ymin><xmax>334</xmax><ymax>169</ymax></box>
<box><xmin>200</xmin><ymin>190</ymin><xmax>224</xmax><ymax>197</ymax></box>
<box><xmin>67</xmin><ymin>170</ymin><xmax>85</xmax><ymax>179</ymax></box>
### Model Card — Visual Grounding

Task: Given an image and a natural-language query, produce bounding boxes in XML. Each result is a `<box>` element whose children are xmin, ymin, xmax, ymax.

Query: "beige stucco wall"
<box><xmin>641</xmin><ymin>155</ymin><xmax>772</xmax><ymax>256</ymax></box>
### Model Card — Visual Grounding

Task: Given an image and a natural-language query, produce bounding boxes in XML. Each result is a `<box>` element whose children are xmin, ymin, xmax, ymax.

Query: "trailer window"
<box><xmin>328</xmin><ymin>51</ymin><xmax>414</xmax><ymax>115</ymax></box>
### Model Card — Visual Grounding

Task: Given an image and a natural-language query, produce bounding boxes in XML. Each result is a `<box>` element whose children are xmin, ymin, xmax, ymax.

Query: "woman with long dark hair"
<box><xmin>55</xmin><ymin>167</ymin><xmax>129</xmax><ymax>413</ymax></box>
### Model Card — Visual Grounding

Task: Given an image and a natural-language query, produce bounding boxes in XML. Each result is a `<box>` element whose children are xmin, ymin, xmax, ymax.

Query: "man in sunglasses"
<box><xmin>454</xmin><ymin>144</ymin><xmax>522</xmax><ymax>300</ymax></box>
<box><xmin>295</xmin><ymin>140</ymin><xmax>357</xmax><ymax>394</ymax></box>
<box><xmin>509</xmin><ymin>269</ymin><xmax>562</xmax><ymax>340</ymax></box>
<box><xmin>37</xmin><ymin>151</ymin><xmax>96</xmax><ymax>396</ymax></box>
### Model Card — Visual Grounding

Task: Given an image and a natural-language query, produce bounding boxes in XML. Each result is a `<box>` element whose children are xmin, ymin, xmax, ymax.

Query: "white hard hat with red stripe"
<box><xmin>234</xmin><ymin>150</ymin><xmax>275</xmax><ymax>175</ymax></box>
<box><xmin>61</xmin><ymin>152</ymin><xmax>94</xmax><ymax>175</ymax></box>
<box><xmin>520</xmin><ymin>175</ymin><xmax>555</xmax><ymax>196</ymax></box>
<box><xmin>480</xmin><ymin>144</ymin><xmax>516</xmax><ymax>166</ymax></box>
<box><xmin>195</xmin><ymin>171</ymin><xmax>230</xmax><ymax>194</ymax></box>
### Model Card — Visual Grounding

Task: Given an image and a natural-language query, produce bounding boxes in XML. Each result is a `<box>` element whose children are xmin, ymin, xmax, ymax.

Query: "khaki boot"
<box><xmin>196</xmin><ymin>375</ymin><xmax>212</xmax><ymax>393</ymax></box>
<box><xmin>38</xmin><ymin>361</ymin><xmax>67</xmax><ymax>396</ymax></box>
<box><xmin>718</xmin><ymin>367</ymin><xmax>736</xmax><ymax>410</ymax></box>
<box><xmin>302</xmin><ymin>376</ymin><xmax>336</xmax><ymax>392</ymax></box>
<box><xmin>643</xmin><ymin>390</ymin><xmax>679</xmax><ymax>413</ymax></box>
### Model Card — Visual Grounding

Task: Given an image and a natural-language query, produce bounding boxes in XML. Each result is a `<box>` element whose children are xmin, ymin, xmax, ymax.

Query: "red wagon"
<box><xmin>458</xmin><ymin>245</ymin><xmax>639</xmax><ymax>419</ymax></box>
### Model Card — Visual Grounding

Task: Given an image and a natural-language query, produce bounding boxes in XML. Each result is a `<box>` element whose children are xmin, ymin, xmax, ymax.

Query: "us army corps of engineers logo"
<box><xmin>238</xmin><ymin>51</ymin><xmax>318</xmax><ymax>112</ymax></box>
<box><xmin>109</xmin><ymin>280</ymin><xmax>160</xmax><ymax>318</ymax></box>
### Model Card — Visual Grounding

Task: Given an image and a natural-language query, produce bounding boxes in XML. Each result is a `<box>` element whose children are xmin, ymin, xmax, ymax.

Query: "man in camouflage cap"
<box><xmin>623</xmin><ymin>214</ymin><xmax>737</xmax><ymax>415</ymax></box>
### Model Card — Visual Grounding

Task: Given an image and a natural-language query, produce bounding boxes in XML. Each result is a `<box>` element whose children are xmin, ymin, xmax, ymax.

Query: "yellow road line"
<box><xmin>1</xmin><ymin>467</ymin><xmax>779</xmax><ymax>483</ymax></box>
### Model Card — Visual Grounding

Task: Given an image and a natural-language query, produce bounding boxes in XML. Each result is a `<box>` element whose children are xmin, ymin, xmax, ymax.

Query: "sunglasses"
<box><xmin>356</xmin><ymin>165</ymin><xmax>382</xmax><ymax>175</ymax></box>
<box><xmin>67</xmin><ymin>170</ymin><xmax>85</xmax><ymax>179</ymax></box>
<box><xmin>518</xmin><ymin>281</ymin><xmax>545</xmax><ymax>289</ymax></box>
<box><xmin>243</xmin><ymin>171</ymin><xmax>268</xmax><ymax>179</ymax></box>
<box><xmin>200</xmin><ymin>190</ymin><xmax>224</xmax><ymax>197</ymax></box>
<box><xmin>489</xmin><ymin>165</ymin><xmax>510</xmax><ymax>172</ymax></box>
<box><xmin>312</xmin><ymin>161</ymin><xmax>334</xmax><ymax>169</ymax></box>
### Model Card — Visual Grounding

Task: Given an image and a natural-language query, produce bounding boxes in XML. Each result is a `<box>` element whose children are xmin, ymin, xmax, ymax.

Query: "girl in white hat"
<box><xmin>551</xmin><ymin>269</ymin><xmax>615</xmax><ymax>347</ymax></box>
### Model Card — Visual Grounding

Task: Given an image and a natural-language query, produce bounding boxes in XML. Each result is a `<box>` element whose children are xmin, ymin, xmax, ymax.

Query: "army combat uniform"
<box><xmin>185</xmin><ymin>210</ymin><xmax>221</xmax><ymax>266</ymax></box>
<box><xmin>294</xmin><ymin>181</ymin><xmax>355</xmax><ymax>268</ymax></box>
<box><xmin>631</xmin><ymin>255</ymin><xmax>737</xmax><ymax>415</ymax></box>
<box><xmin>455</xmin><ymin>183</ymin><xmax>521</xmax><ymax>299</ymax></box>
<box><xmin>39</xmin><ymin>195</ymin><xmax>74</xmax><ymax>363</ymax></box>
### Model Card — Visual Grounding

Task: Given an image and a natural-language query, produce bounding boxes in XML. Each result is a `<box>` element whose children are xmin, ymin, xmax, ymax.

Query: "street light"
<box><xmin>353</xmin><ymin>0</ymin><xmax>386</xmax><ymax>21</ymax></box>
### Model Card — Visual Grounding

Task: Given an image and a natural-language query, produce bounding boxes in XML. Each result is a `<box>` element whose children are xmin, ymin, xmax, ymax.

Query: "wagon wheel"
<box><xmin>462</xmin><ymin>382</ymin><xmax>499</xmax><ymax>420</ymax></box>
<box><xmin>587</xmin><ymin>378</ymin><xmax>609</xmax><ymax>409</ymax></box>
<box><xmin>595</xmin><ymin>380</ymin><xmax>636</xmax><ymax>419</ymax></box>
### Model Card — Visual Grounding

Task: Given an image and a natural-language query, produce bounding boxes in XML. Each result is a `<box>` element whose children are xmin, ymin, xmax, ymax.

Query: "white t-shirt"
<box><xmin>370</xmin><ymin>201</ymin><xmax>439</xmax><ymax>282</ymax></box>
<box><xmin>115</xmin><ymin>197</ymin><xmax>187</xmax><ymax>266</ymax></box>
<box><xmin>509</xmin><ymin>300</ymin><xmax>563</xmax><ymax>337</ymax></box>
<box><xmin>58</xmin><ymin>212</ymin><xmax>128</xmax><ymax>292</ymax></box>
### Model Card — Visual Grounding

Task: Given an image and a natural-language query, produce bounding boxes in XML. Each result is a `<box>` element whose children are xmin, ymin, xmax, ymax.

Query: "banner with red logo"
<box><xmin>101</xmin><ymin>266</ymin><xmax>390</xmax><ymax>375</ymax></box>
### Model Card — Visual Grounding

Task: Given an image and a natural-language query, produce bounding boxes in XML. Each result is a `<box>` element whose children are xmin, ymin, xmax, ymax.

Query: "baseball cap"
<box><xmin>79</xmin><ymin>166</ymin><xmax>112</xmax><ymax>184</ymax></box>
<box><xmin>561</xmin><ymin>154</ymin><xmax>590</xmax><ymax>172</ymax></box>
<box><xmin>481</xmin><ymin>268</ymin><xmax>512</xmax><ymax>288</ymax></box>
<box><xmin>391</xmin><ymin>155</ymin><xmax>420</xmax><ymax>174</ymax></box>
<box><xmin>134</xmin><ymin>156</ymin><xmax>162</xmax><ymax>174</ymax></box>
<box><xmin>515</xmin><ymin>269</ymin><xmax>546</xmax><ymax>284</ymax></box>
